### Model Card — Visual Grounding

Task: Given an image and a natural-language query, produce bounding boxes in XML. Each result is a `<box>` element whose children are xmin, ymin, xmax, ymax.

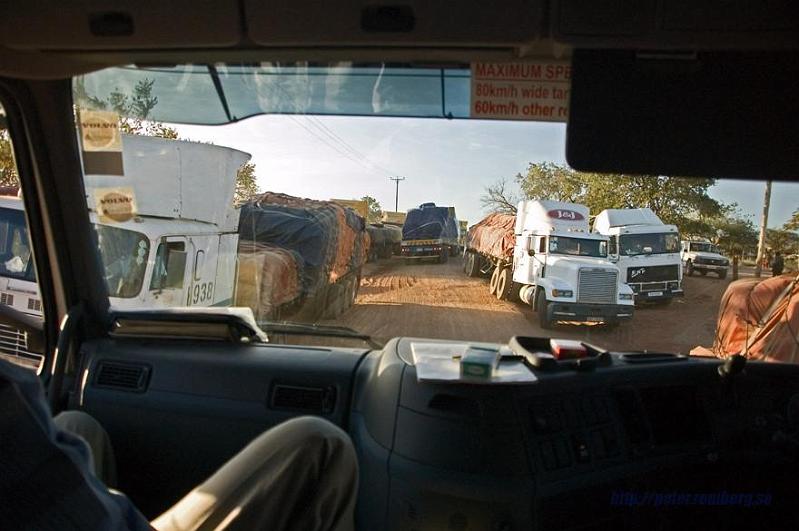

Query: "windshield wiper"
<box><xmin>258</xmin><ymin>321</ymin><xmax>380</xmax><ymax>349</ymax></box>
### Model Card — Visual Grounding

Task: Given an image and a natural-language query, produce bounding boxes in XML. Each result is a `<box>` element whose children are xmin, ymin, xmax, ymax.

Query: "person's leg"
<box><xmin>152</xmin><ymin>416</ymin><xmax>358</xmax><ymax>531</ymax></box>
<box><xmin>53</xmin><ymin>410</ymin><xmax>118</xmax><ymax>488</ymax></box>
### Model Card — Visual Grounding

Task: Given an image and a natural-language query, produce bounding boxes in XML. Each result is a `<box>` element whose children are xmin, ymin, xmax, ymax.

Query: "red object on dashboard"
<box><xmin>549</xmin><ymin>339</ymin><xmax>587</xmax><ymax>360</ymax></box>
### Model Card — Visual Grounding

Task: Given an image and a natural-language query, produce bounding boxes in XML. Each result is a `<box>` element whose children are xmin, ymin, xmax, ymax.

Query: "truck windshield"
<box><xmin>0</xmin><ymin>207</ymin><xmax>36</xmax><ymax>283</ymax></box>
<box><xmin>619</xmin><ymin>233</ymin><xmax>680</xmax><ymax>256</ymax></box>
<box><xmin>690</xmin><ymin>242</ymin><xmax>719</xmax><ymax>253</ymax></box>
<box><xmin>94</xmin><ymin>225</ymin><xmax>150</xmax><ymax>298</ymax></box>
<box><xmin>549</xmin><ymin>236</ymin><xmax>607</xmax><ymax>258</ymax></box>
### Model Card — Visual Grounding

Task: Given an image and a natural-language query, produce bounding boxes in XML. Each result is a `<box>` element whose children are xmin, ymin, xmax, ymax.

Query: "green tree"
<box><xmin>767</xmin><ymin>228</ymin><xmax>799</xmax><ymax>254</ymax></box>
<box><xmin>235</xmin><ymin>162</ymin><xmax>260</xmax><ymax>204</ymax></box>
<box><xmin>516</xmin><ymin>162</ymin><xmax>586</xmax><ymax>203</ymax></box>
<box><xmin>361</xmin><ymin>196</ymin><xmax>383</xmax><ymax>223</ymax></box>
<box><xmin>0</xmin><ymin>129</ymin><xmax>18</xmax><ymax>188</ymax></box>
<box><xmin>75</xmin><ymin>78</ymin><xmax>179</xmax><ymax>139</ymax></box>
<box><xmin>482</xmin><ymin>163</ymin><xmax>725</xmax><ymax>234</ymax></box>
<box><xmin>704</xmin><ymin>207</ymin><xmax>759</xmax><ymax>256</ymax></box>
<box><xmin>784</xmin><ymin>209</ymin><xmax>799</xmax><ymax>232</ymax></box>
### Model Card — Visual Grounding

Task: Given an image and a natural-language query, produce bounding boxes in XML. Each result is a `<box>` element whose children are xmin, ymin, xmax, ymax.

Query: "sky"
<box><xmin>175</xmin><ymin>115</ymin><xmax>798</xmax><ymax>229</ymax></box>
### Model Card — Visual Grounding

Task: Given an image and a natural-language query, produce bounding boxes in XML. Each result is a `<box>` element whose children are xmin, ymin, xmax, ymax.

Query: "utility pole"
<box><xmin>754</xmin><ymin>180</ymin><xmax>772</xmax><ymax>278</ymax></box>
<box><xmin>389</xmin><ymin>176</ymin><xmax>405</xmax><ymax>211</ymax></box>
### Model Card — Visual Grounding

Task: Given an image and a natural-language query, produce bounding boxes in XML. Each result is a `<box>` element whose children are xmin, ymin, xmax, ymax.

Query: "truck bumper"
<box><xmin>634</xmin><ymin>288</ymin><xmax>684</xmax><ymax>302</ymax></box>
<box><xmin>548</xmin><ymin>302</ymin><xmax>634</xmax><ymax>324</ymax></box>
<box><xmin>694</xmin><ymin>264</ymin><xmax>728</xmax><ymax>273</ymax></box>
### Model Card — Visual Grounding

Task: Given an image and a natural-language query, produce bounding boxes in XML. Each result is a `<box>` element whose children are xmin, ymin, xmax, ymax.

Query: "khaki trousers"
<box><xmin>55</xmin><ymin>413</ymin><xmax>358</xmax><ymax>531</ymax></box>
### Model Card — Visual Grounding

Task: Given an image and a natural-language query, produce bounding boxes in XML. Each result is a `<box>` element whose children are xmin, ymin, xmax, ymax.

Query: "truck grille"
<box><xmin>626</xmin><ymin>264</ymin><xmax>679</xmax><ymax>283</ymax></box>
<box><xmin>0</xmin><ymin>323</ymin><xmax>43</xmax><ymax>373</ymax></box>
<box><xmin>578</xmin><ymin>269</ymin><xmax>617</xmax><ymax>304</ymax></box>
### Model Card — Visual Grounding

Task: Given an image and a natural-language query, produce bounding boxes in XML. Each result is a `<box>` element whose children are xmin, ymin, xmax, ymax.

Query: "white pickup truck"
<box><xmin>681</xmin><ymin>239</ymin><xmax>730</xmax><ymax>279</ymax></box>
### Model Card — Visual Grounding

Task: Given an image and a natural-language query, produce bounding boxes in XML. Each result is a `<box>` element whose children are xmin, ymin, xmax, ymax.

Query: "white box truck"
<box><xmin>593</xmin><ymin>208</ymin><xmax>683</xmax><ymax>304</ymax></box>
<box><xmin>465</xmin><ymin>200</ymin><xmax>635</xmax><ymax>329</ymax></box>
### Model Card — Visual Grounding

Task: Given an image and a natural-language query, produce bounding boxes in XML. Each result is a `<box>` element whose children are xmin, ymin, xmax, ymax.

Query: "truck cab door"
<box><xmin>186</xmin><ymin>235</ymin><xmax>219</xmax><ymax>306</ymax></box>
<box><xmin>513</xmin><ymin>234</ymin><xmax>540</xmax><ymax>285</ymax></box>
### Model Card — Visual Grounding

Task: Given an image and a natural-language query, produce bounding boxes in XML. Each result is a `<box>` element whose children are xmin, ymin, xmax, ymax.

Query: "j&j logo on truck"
<box><xmin>547</xmin><ymin>209</ymin><xmax>584</xmax><ymax>221</ymax></box>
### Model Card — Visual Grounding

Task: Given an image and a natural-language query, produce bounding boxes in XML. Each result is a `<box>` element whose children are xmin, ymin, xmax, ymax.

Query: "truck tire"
<box><xmin>685</xmin><ymin>261</ymin><xmax>694</xmax><ymax>276</ymax></box>
<box><xmin>496</xmin><ymin>267</ymin><xmax>512</xmax><ymax>300</ymax></box>
<box><xmin>718</xmin><ymin>270</ymin><xmax>727</xmax><ymax>279</ymax></box>
<box><xmin>699</xmin><ymin>269</ymin><xmax>707</xmax><ymax>276</ymax></box>
<box><xmin>464</xmin><ymin>252</ymin><xmax>481</xmax><ymax>277</ymax></box>
<box><xmin>438</xmin><ymin>248</ymin><xmax>449</xmax><ymax>264</ymax></box>
<box><xmin>536</xmin><ymin>288</ymin><xmax>553</xmax><ymax>329</ymax></box>
<box><xmin>489</xmin><ymin>266</ymin><xmax>500</xmax><ymax>296</ymax></box>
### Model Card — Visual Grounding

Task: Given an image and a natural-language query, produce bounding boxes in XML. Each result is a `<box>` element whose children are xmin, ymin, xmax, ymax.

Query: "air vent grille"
<box><xmin>1</xmin><ymin>293</ymin><xmax>14</xmax><ymax>306</ymax></box>
<box><xmin>270</xmin><ymin>384</ymin><xmax>336</xmax><ymax>414</ymax></box>
<box><xmin>94</xmin><ymin>361</ymin><xmax>150</xmax><ymax>392</ymax></box>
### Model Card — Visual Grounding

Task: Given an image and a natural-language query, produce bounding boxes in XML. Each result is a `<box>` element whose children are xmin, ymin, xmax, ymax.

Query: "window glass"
<box><xmin>0</xmin><ymin>103</ymin><xmax>45</xmax><ymax>373</ymax></box>
<box><xmin>95</xmin><ymin>225</ymin><xmax>150</xmax><ymax>298</ymax></box>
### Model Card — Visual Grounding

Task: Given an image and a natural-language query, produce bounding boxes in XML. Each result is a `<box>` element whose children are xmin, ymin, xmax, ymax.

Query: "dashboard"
<box><xmin>75</xmin><ymin>336</ymin><xmax>799</xmax><ymax>529</ymax></box>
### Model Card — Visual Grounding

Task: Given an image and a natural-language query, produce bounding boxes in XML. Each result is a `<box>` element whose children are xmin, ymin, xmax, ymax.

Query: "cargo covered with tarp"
<box><xmin>237</xmin><ymin>192</ymin><xmax>368</xmax><ymax>319</ymax></box>
<box><xmin>466</xmin><ymin>213</ymin><xmax>516</xmax><ymax>260</ymax></box>
<box><xmin>402</xmin><ymin>204</ymin><xmax>459</xmax><ymax>242</ymax></box>
<box><xmin>235</xmin><ymin>241</ymin><xmax>302</xmax><ymax>320</ymax></box>
<box><xmin>690</xmin><ymin>274</ymin><xmax>799</xmax><ymax>363</ymax></box>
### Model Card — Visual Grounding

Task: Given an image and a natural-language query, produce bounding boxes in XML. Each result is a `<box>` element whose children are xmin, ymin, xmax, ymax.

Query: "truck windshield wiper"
<box><xmin>257</xmin><ymin>321</ymin><xmax>381</xmax><ymax>349</ymax></box>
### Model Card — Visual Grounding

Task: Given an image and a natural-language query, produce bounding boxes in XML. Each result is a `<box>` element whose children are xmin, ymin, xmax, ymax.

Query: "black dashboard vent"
<box><xmin>94</xmin><ymin>361</ymin><xmax>150</xmax><ymax>392</ymax></box>
<box><xmin>270</xmin><ymin>384</ymin><xmax>336</xmax><ymax>414</ymax></box>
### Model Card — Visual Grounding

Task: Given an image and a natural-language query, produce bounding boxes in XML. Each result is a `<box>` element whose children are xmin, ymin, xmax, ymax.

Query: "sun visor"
<box><xmin>566</xmin><ymin>50</ymin><xmax>799</xmax><ymax>180</ymax></box>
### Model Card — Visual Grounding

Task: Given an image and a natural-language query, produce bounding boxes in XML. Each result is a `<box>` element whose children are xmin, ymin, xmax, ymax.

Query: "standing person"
<box><xmin>771</xmin><ymin>252</ymin><xmax>784</xmax><ymax>276</ymax></box>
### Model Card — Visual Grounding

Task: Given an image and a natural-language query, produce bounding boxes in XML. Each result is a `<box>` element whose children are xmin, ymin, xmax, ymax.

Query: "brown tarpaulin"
<box><xmin>235</xmin><ymin>241</ymin><xmax>301</xmax><ymax>320</ymax></box>
<box><xmin>466</xmin><ymin>213</ymin><xmax>516</xmax><ymax>260</ymax></box>
<box><xmin>690</xmin><ymin>274</ymin><xmax>799</xmax><ymax>363</ymax></box>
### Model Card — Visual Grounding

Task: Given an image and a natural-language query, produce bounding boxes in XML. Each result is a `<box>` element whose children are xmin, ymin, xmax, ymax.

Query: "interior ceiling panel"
<box><xmin>0</xmin><ymin>0</ymin><xmax>242</xmax><ymax>50</ymax></box>
<box><xmin>245</xmin><ymin>0</ymin><xmax>544</xmax><ymax>47</ymax></box>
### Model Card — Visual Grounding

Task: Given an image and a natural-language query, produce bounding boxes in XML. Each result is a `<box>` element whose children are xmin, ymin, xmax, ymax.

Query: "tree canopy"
<box><xmin>361</xmin><ymin>196</ymin><xmax>383</xmax><ymax>223</ymax></box>
<box><xmin>480</xmin><ymin>162</ymin><xmax>759</xmax><ymax>250</ymax></box>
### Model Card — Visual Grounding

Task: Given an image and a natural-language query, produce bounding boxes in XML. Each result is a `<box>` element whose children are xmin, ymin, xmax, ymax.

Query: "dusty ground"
<box><xmin>325</xmin><ymin>256</ymin><xmax>753</xmax><ymax>354</ymax></box>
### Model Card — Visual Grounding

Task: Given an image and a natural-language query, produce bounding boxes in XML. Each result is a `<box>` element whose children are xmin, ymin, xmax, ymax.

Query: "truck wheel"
<box><xmin>464</xmin><ymin>252</ymin><xmax>481</xmax><ymax>277</ymax></box>
<box><xmin>439</xmin><ymin>248</ymin><xmax>449</xmax><ymax>264</ymax></box>
<box><xmin>496</xmin><ymin>267</ymin><xmax>512</xmax><ymax>300</ymax></box>
<box><xmin>536</xmin><ymin>289</ymin><xmax>552</xmax><ymax>329</ymax></box>
<box><xmin>489</xmin><ymin>266</ymin><xmax>500</xmax><ymax>295</ymax></box>
<box><xmin>699</xmin><ymin>270</ymin><xmax>707</xmax><ymax>276</ymax></box>
<box><xmin>685</xmin><ymin>261</ymin><xmax>694</xmax><ymax>276</ymax></box>
<box><xmin>718</xmin><ymin>270</ymin><xmax>727</xmax><ymax>279</ymax></box>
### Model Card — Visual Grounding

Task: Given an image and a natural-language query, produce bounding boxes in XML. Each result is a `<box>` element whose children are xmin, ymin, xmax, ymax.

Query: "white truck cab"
<box><xmin>680</xmin><ymin>239</ymin><xmax>729</xmax><ymax>278</ymax></box>
<box><xmin>0</xmin><ymin>195</ymin><xmax>44</xmax><ymax>371</ymax></box>
<box><xmin>593</xmin><ymin>208</ymin><xmax>683</xmax><ymax>304</ymax></box>
<box><xmin>511</xmin><ymin>200</ymin><xmax>635</xmax><ymax>328</ymax></box>
<box><xmin>0</xmin><ymin>136</ymin><xmax>249</xmax><ymax>369</ymax></box>
<box><xmin>85</xmin><ymin>134</ymin><xmax>249</xmax><ymax>310</ymax></box>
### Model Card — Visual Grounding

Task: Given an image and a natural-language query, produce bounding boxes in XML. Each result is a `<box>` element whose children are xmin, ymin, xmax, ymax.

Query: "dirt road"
<box><xmin>325</xmin><ymin>256</ymin><xmax>739</xmax><ymax>354</ymax></box>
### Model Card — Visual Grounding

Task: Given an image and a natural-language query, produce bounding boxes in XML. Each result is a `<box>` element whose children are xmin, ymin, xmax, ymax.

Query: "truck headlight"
<box><xmin>668</xmin><ymin>281</ymin><xmax>680</xmax><ymax>290</ymax></box>
<box><xmin>551</xmin><ymin>289</ymin><xmax>573</xmax><ymax>298</ymax></box>
<box><xmin>619</xmin><ymin>293</ymin><xmax>634</xmax><ymax>301</ymax></box>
